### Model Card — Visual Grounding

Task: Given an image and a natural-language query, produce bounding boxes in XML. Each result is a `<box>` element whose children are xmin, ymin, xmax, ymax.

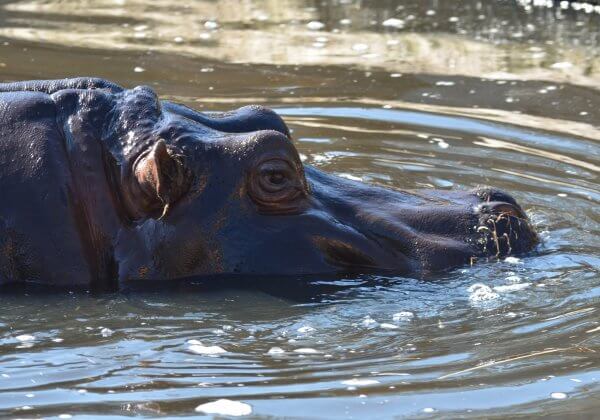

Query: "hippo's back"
<box><xmin>0</xmin><ymin>89</ymin><xmax>93</xmax><ymax>286</ymax></box>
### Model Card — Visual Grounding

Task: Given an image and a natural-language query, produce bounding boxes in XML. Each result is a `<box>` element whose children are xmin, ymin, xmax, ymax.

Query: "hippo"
<box><xmin>0</xmin><ymin>78</ymin><xmax>537</xmax><ymax>290</ymax></box>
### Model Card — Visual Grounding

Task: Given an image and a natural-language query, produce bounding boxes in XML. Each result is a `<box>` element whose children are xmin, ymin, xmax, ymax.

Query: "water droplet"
<box><xmin>392</xmin><ymin>312</ymin><xmax>414</xmax><ymax>322</ymax></box>
<box><xmin>188</xmin><ymin>343</ymin><xmax>227</xmax><ymax>355</ymax></box>
<box><xmin>204</xmin><ymin>21</ymin><xmax>219</xmax><ymax>30</ymax></box>
<box><xmin>100</xmin><ymin>327</ymin><xmax>114</xmax><ymax>337</ymax></box>
<box><xmin>16</xmin><ymin>334</ymin><xmax>35</xmax><ymax>342</ymax></box>
<box><xmin>307</xmin><ymin>21</ymin><xmax>325</xmax><ymax>30</ymax></box>
<box><xmin>341</xmin><ymin>378</ymin><xmax>380</xmax><ymax>386</ymax></box>
<box><xmin>293</xmin><ymin>348</ymin><xmax>319</xmax><ymax>354</ymax></box>
<box><xmin>382</xmin><ymin>18</ymin><xmax>404</xmax><ymax>28</ymax></box>
<box><xmin>195</xmin><ymin>399</ymin><xmax>252</xmax><ymax>416</ymax></box>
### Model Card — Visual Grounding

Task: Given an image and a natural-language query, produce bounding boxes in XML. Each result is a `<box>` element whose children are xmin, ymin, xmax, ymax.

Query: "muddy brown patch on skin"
<box><xmin>138</xmin><ymin>266</ymin><xmax>149</xmax><ymax>278</ymax></box>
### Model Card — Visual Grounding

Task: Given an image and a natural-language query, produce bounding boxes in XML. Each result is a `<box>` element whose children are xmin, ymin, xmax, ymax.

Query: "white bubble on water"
<box><xmin>307</xmin><ymin>21</ymin><xmax>325</xmax><ymax>30</ymax></box>
<box><xmin>382</xmin><ymin>18</ymin><xmax>404</xmax><ymax>28</ymax></box>
<box><xmin>504</xmin><ymin>257</ymin><xmax>522</xmax><ymax>264</ymax></box>
<box><xmin>133</xmin><ymin>66</ymin><xmax>145</xmax><ymax>73</ymax></box>
<box><xmin>362</xmin><ymin>316</ymin><xmax>378</xmax><ymax>327</ymax></box>
<box><xmin>267</xmin><ymin>347</ymin><xmax>285</xmax><ymax>355</ymax></box>
<box><xmin>352</xmin><ymin>43</ymin><xmax>369</xmax><ymax>52</ymax></box>
<box><xmin>468</xmin><ymin>283</ymin><xmax>499</xmax><ymax>304</ymax></box>
<box><xmin>188</xmin><ymin>343</ymin><xmax>227</xmax><ymax>356</ymax></box>
<box><xmin>551</xmin><ymin>392</ymin><xmax>568</xmax><ymax>399</ymax></box>
<box><xmin>204</xmin><ymin>20</ymin><xmax>219</xmax><ymax>30</ymax></box>
<box><xmin>392</xmin><ymin>311</ymin><xmax>414</xmax><ymax>322</ymax></box>
<box><xmin>550</xmin><ymin>62</ymin><xmax>572</xmax><ymax>69</ymax></box>
<box><xmin>195</xmin><ymin>399</ymin><xmax>252</xmax><ymax>416</ymax></box>
<box><xmin>380</xmin><ymin>323</ymin><xmax>399</xmax><ymax>330</ymax></box>
<box><xmin>338</xmin><ymin>173</ymin><xmax>363</xmax><ymax>182</ymax></box>
<box><xmin>16</xmin><ymin>334</ymin><xmax>35</xmax><ymax>342</ymax></box>
<box><xmin>432</xmin><ymin>138</ymin><xmax>450</xmax><ymax>149</ymax></box>
<box><xmin>297</xmin><ymin>325</ymin><xmax>315</xmax><ymax>334</ymax></box>
<box><xmin>100</xmin><ymin>328</ymin><xmax>114</xmax><ymax>337</ymax></box>
<box><xmin>294</xmin><ymin>348</ymin><xmax>320</xmax><ymax>354</ymax></box>
<box><xmin>494</xmin><ymin>283</ymin><xmax>531</xmax><ymax>293</ymax></box>
<box><xmin>423</xmin><ymin>407</ymin><xmax>436</xmax><ymax>413</ymax></box>
<box><xmin>341</xmin><ymin>378</ymin><xmax>380</xmax><ymax>386</ymax></box>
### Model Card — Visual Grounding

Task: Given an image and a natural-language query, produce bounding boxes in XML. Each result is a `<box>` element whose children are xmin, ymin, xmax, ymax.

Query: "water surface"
<box><xmin>0</xmin><ymin>0</ymin><xmax>598</xmax><ymax>418</ymax></box>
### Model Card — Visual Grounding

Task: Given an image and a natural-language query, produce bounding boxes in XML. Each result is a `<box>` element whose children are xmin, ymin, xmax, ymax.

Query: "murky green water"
<box><xmin>0</xmin><ymin>0</ymin><xmax>598</xmax><ymax>418</ymax></box>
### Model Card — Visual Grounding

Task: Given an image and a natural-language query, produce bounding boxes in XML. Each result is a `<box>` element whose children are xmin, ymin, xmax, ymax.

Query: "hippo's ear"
<box><xmin>134</xmin><ymin>140</ymin><xmax>190</xmax><ymax>218</ymax></box>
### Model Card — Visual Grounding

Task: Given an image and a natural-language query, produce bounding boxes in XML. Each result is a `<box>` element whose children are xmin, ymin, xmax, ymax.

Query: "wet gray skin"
<box><xmin>0</xmin><ymin>78</ymin><xmax>537</xmax><ymax>288</ymax></box>
<box><xmin>0</xmin><ymin>0</ymin><xmax>598</xmax><ymax>418</ymax></box>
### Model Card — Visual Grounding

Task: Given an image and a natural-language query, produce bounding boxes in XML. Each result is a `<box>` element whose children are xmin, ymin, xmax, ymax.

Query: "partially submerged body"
<box><xmin>0</xmin><ymin>78</ymin><xmax>537</xmax><ymax>289</ymax></box>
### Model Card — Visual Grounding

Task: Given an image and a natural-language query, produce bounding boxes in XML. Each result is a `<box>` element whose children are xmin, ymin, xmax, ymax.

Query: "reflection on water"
<box><xmin>1</xmin><ymin>0</ymin><xmax>600</xmax><ymax>86</ymax></box>
<box><xmin>0</xmin><ymin>0</ymin><xmax>598</xmax><ymax>418</ymax></box>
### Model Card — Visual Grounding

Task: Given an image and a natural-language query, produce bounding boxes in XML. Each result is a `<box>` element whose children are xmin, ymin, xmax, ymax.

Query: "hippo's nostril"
<box><xmin>474</xmin><ymin>187</ymin><xmax>519</xmax><ymax>207</ymax></box>
<box><xmin>475</xmin><ymin>199</ymin><xmax>537</xmax><ymax>258</ymax></box>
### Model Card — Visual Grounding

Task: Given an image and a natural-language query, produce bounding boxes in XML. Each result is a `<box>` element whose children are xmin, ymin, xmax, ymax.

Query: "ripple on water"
<box><xmin>0</xmin><ymin>1</ymin><xmax>598</xmax><ymax>417</ymax></box>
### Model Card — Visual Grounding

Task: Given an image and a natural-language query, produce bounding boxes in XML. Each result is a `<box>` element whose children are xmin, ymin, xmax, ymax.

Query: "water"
<box><xmin>0</xmin><ymin>0</ymin><xmax>599</xmax><ymax>417</ymax></box>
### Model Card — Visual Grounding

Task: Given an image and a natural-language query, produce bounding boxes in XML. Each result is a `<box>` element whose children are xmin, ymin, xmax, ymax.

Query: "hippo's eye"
<box><xmin>260</xmin><ymin>164</ymin><xmax>291</xmax><ymax>192</ymax></box>
<box><xmin>258</xmin><ymin>160</ymin><xmax>295</xmax><ymax>194</ymax></box>
<box><xmin>266</xmin><ymin>171</ymin><xmax>286</xmax><ymax>185</ymax></box>
<box><xmin>248</xmin><ymin>158</ymin><xmax>307</xmax><ymax>214</ymax></box>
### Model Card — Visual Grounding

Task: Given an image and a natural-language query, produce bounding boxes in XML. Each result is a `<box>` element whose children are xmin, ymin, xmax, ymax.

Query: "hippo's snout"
<box><xmin>474</xmin><ymin>192</ymin><xmax>538</xmax><ymax>259</ymax></box>
<box><xmin>304</xmin><ymin>169</ymin><xmax>538</xmax><ymax>275</ymax></box>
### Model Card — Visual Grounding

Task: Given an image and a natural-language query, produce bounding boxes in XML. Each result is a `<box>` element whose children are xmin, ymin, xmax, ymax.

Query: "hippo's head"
<box><xmin>109</xmin><ymin>86</ymin><xmax>537</xmax><ymax>282</ymax></box>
